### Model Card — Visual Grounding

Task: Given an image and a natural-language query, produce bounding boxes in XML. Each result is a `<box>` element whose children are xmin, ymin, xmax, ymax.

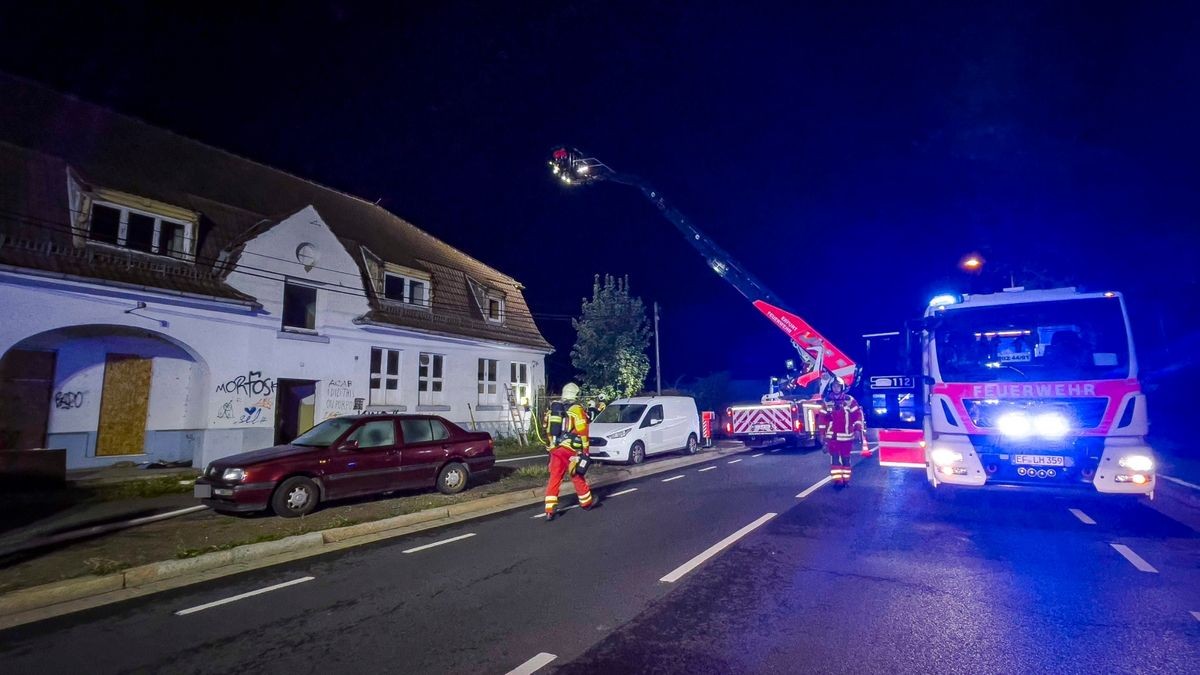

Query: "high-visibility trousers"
<box><xmin>546</xmin><ymin>446</ymin><xmax>594</xmax><ymax>514</ymax></box>
<box><xmin>827</xmin><ymin>439</ymin><xmax>854</xmax><ymax>484</ymax></box>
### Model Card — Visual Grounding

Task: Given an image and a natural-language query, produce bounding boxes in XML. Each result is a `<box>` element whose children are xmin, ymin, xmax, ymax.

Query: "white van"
<box><xmin>588</xmin><ymin>396</ymin><xmax>701</xmax><ymax>464</ymax></box>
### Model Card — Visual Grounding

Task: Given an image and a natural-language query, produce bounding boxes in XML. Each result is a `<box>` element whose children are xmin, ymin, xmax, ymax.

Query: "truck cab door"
<box><xmin>860</xmin><ymin>326</ymin><xmax>926</xmax><ymax>468</ymax></box>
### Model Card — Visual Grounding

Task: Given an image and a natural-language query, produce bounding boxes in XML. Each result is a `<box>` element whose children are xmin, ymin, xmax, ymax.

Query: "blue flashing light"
<box><xmin>928</xmin><ymin>293</ymin><xmax>960</xmax><ymax>308</ymax></box>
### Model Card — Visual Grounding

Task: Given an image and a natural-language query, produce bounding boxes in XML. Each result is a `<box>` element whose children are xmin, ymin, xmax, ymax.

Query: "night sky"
<box><xmin>2</xmin><ymin>1</ymin><xmax>1198</xmax><ymax>390</ymax></box>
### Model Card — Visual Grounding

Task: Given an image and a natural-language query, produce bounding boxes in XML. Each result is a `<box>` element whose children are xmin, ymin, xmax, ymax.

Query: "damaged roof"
<box><xmin>0</xmin><ymin>74</ymin><xmax>551</xmax><ymax>351</ymax></box>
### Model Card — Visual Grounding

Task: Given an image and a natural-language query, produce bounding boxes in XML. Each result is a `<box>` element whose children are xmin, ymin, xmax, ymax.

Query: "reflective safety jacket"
<box><xmin>821</xmin><ymin>395</ymin><xmax>865</xmax><ymax>443</ymax></box>
<box><xmin>546</xmin><ymin>402</ymin><xmax>590</xmax><ymax>453</ymax></box>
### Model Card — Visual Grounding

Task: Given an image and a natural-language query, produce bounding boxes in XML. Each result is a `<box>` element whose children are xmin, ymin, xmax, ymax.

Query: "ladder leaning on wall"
<box><xmin>504</xmin><ymin>383</ymin><xmax>527</xmax><ymax>446</ymax></box>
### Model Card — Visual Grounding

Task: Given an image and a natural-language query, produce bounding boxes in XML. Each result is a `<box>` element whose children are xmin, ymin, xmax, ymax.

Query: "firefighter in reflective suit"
<box><xmin>544</xmin><ymin>383</ymin><xmax>599</xmax><ymax>521</ymax></box>
<box><xmin>820</xmin><ymin>378</ymin><xmax>866</xmax><ymax>486</ymax></box>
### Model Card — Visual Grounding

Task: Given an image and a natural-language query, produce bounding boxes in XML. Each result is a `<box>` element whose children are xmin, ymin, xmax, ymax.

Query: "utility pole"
<box><xmin>653</xmin><ymin>301</ymin><xmax>662</xmax><ymax>395</ymax></box>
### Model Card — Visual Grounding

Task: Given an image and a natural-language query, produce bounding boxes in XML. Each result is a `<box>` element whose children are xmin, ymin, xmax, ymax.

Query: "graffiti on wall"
<box><xmin>322</xmin><ymin>378</ymin><xmax>356</xmax><ymax>419</ymax></box>
<box><xmin>213</xmin><ymin>371</ymin><xmax>275</xmax><ymax>426</ymax></box>
<box><xmin>53</xmin><ymin>391</ymin><xmax>85</xmax><ymax>409</ymax></box>
<box><xmin>215</xmin><ymin>371</ymin><xmax>276</xmax><ymax>397</ymax></box>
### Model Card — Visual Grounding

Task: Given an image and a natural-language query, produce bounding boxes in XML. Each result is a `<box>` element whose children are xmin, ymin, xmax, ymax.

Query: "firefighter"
<box><xmin>820</xmin><ymin>378</ymin><xmax>866</xmax><ymax>487</ymax></box>
<box><xmin>544</xmin><ymin>383</ymin><xmax>599</xmax><ymax>521</ymax></box>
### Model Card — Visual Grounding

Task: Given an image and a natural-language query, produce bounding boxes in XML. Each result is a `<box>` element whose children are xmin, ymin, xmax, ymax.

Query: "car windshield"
<box><xmin>595</xmin><ymin>404</ymin><xmax>647</xmax><ymax>424</ymax></box>
<box><xmin>934</xmin><ymin>297</ymin><xmax>1130</xmax><ymax>383</ymax></box>
<box><xmin>291</xmin><ymin>418</ymin><xmax>356</xmax><ymax>446</ymax></box>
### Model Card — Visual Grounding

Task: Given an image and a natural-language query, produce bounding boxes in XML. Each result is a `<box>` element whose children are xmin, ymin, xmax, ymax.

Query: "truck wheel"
<box><xmin>437</xmin><ymin>462</ymin><xmax>469</xmax><ymax>494</ymax></box>
<box><xmin>271</xmin><ymin>476</ymin><xmax>320</xmax><ymax>518</ymax></box>
<box><xmin>628</xmin><ymin>441</ymin><xmax>646</xmax><ymax>465</ymax></box>
<box><xmin>684</xmin><ymin>433</ymin><xmax>699</xmax><ymax>455</ymax></box>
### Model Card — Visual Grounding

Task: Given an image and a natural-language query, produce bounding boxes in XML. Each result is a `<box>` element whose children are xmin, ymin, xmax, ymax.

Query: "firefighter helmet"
<box><xmin>562</xmin><ymin>382</ymin><xmax>581</xmax><ymax>401</ymax></box>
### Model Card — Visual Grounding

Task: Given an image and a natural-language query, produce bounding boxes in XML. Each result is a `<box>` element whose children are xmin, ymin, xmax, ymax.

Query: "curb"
<box><xmin>0</xmin><ymin>443</ymin><xmax>748</xmax><ymax>625</ymax></box>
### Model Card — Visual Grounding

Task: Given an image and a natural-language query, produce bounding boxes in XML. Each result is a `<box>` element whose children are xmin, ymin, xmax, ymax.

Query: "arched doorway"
<box><xmin>0</xmin><ymin>325</ymin><xmax>209</xmax><ymax>468</ymax></box>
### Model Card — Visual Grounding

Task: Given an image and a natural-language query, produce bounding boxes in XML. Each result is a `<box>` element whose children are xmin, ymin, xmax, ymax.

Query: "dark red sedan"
<box><xmin>194</xmin><ymin>414</ymin><xmax>495</xmax><ymax>517</ymax></box>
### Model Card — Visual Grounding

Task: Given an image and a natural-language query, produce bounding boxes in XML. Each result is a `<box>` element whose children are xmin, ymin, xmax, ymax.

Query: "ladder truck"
<box><xmin>548</xmin><ymin>147</ymin><xmax>855</xmax><ymax>448</ymax></box>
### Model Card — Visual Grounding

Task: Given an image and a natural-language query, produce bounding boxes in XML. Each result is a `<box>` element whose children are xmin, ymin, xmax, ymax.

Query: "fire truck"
<box><xmin>865</xmin><ymin>287</ymin><xmax>1156</xmax><ymax>495</ymax></box>
<box><xmin>548</xmin><ymin>147</ymin><xmax>852</xmax><ymax>448</ymax></box>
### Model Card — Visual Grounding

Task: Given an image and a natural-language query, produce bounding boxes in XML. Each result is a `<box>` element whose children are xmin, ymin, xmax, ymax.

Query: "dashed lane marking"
<box><xmin>660</xmin><ymin>513</ymin><xmax>777</xmax><ymax>583</ymax></box>
<box><xmin>698</xmin><ymin>466</ymin><xmax>717</xmax><ymax>473</ymax></box>
<box><xmin>769</xmin><ymin>449</ymin><xmax>780</xmax><ymax>453</ymax></box>
<box><xmin>1191</xmin><ymin>611</ymin><xmax>1200</xmax><ymax>623</ymax></box>
<box><xmin>796</xmin><ymin>475</ymin><xmax>834</xmax><ymax>499</ymax></box>
<box><xmin>608</xmin><ymin>487</ymin><xmax>639</xmax><ymax>497</ymax></box>
<box><xmin>506</xmin><ymin>652</ymin><xmax>557</xmax><ymax>675</ymax></box>
<box><xmin>662</xmin><ymin>475</ymin><xmax>685</xmax><ymax>483</ymax></box>
<box><xmin>175</xmin><ymin>576</ymin><xmax>314</xmax><ymax>616</ymax></box>
<box><xmin>402</xmin><ymin>533</ymin><xmax>476</xmax><ymax>554</ymax></box>
<box><xmin>751</xmin><ymin>453</ymin><xmax>764</xmax><ymax>458</ymax></box>
<box><xmin>532</xmin><ymin>506</ymin><xmax>577</xmax><ymax>519</ymax></box>
<box><xmin>1160</xmin><ymin>474</ymin><xmax>1200</xmax><ymax>491</ymax></box>
<box><xmin>1069</xmin><ymin>508</ymin><xmax>1096</xmax><ymax>525</ymax></box>
<box><xmin>728</xmin><ymin>459</ymin><xmax>743</xmax><ymax>464</ymax></box>
<box><xmin>1110</xmin><ymin>544</ymin><xmax>1158</xmax><ymax>573</ymax></box>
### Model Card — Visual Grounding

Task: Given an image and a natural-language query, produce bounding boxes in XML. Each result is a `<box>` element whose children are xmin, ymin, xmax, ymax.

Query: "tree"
<box><xmin>571</xmin><ymin>274</ymin><xmax>651</xmax><ymax>399</ymax></box>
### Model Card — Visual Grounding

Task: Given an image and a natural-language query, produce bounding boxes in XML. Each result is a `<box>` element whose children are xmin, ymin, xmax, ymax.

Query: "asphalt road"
<box><xmin>1</xmin><ymin>446</ymin><xmax>1197</xmax><ymax>674</ymax></box>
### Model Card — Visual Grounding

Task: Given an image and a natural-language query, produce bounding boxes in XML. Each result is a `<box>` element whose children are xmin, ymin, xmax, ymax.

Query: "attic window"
<box><xmin>383</xmin><ymin>270</ymin><xmax>431</xmax><ymax>309</ymax></box>
<box><xmin>86</xmin><ymin>202</ymin><xmax>193</xmax><ymax>259</ymax></box>
<box><xmin>485</xmin><ymin>294</ymin><xmax>505</xmax><ymax>323</ymax></box>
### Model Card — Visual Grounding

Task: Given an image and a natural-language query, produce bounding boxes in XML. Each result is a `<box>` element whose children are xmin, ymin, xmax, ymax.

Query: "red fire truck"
<box><xmin>549</xmin><ymin>147</ymin><xmax>852</xmax><ymax>449</ymax></box>
<box><xmin>864</xmin><ymin>287</ymin><xmax>1155</xmax><ymax>495</ymax></box>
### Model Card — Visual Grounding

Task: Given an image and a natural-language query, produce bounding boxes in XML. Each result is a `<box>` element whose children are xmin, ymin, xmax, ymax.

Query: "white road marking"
<box><xmin>698</xmin><ymin>466</ymin><xmax>717</xmax><ymax>473</ymax></box>
<box><xmin>751</xmin><ymin>453</ymin><xmax>764</xmax><ymax>458</ymax></box>
<box><xmin>662</xmin><ymin>475</ymin><xmax>685</xmax><ymax>483</ymax></box>
<box><xmin>532</xmin><ymin>505</ymin><xmax>578</xmax><ymax>519</ymax></box>
<box><xmin>796</xmin><ymin>475</ymin><xmax>834</xmax><ymax>499</ymax></box>
<box><xmin>402</xmin><ymin>532</ymin><xmax>476</xmax><ymax>553</ymax></box>
<box><xmin>660</xmin><ymin>513</ymin><xmax>777</xmax><ymax>583</ymax></box>
<box><xmin>609</xmin><ymin>487</ymin><xmax>638</xmax><ymax>497</ymax></box>
<box><xmin>506</xmin><ymin>652</ymin><xmax>557</xmax><ymax>675</ymax></box>
<box><xmin>1110</xmin><ymin>544</ymin><xmax>1158</xmax><ymax>573</ymax></box>
<box><xmin>1160</xmin><ymin>474</ymin><xmax>1200</xmax><ymax>491</ymax></box>
<box><xmin>727</xmin><ymin>459</ymin><xmax>743</xmax><ymax>464</ymax></box>
<box><xmin>1191</xmin><ymin>611</ymin><xmax>1200</xmax><ymax>623</ymax></box>
<box><xmin>769</xmin><ymin>449</ymin><xmax>780</xmax><ymax>453</ymax></box>
<box><xmin>1068</xmin><ymin>508</ymin><xmax>1096</xmax><ymax>525</ymax></box>
<box><xmin>496</xmin><ymin>454</ymin><xmax>546</xmax><ymax>463</ymax></box>
<box><xmin>175</xmin><ymin>576</ymin><xmax>314</xmax><ymax>616</ymax></box>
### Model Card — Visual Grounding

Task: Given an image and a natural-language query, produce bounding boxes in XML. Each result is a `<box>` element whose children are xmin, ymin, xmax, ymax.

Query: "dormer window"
<box><xmin>382</xmin><ymin>264</ymin><xmax>432</xmax><ymax>309</ymax></box>
<box><xmin>485</xmin><ymin>293</ymin><xmax>505</xmax><ymax>323</ymax></box>
<box><xmin>87</xmin><ymin>202</ymin><xmax>193</xmax><ymax>259</ymax></box>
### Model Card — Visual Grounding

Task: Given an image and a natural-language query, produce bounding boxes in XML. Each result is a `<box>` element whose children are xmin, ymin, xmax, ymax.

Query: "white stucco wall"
<box><xmin>0</xmin><ymin>205</ymin><xmax>549</xmax><ymax>469</ymax></box>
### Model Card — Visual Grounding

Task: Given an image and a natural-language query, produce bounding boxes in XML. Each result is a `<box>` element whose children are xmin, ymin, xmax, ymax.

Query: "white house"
<box><xmin>0</xmin><ymin>75</ymin><xmax>552</xmax><ymax>470</ymax></box>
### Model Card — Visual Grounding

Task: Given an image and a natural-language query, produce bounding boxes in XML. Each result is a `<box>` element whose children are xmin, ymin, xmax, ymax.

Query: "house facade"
<box><xmin>0</xmin><ymin>75</ymin><xmax>551</xmax><ymax>470</ymax></box>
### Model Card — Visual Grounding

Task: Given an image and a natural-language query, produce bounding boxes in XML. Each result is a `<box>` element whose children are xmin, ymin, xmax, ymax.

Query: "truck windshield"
<box><xmin>595</xmin><ymin>404</ymin><xmax>647</xmax><ymax>424</ymax></box>
<box><xmin>292</xmin><ymin>418</ymin><xmax>355</xmax><ymax>446</ymax></box>
<box><xmin>934</xmin><ymin>297</ymin><xmax>1130</xmax><ymax>383</ymax></box>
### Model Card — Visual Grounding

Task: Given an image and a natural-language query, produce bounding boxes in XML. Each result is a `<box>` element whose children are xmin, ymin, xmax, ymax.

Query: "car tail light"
<box><xmin>725</xmin><ymin>422</ymin><xmax>732</xmax><ymax>434</ymax></box>
<box><xmin>794</xmin><ymin>419</ymin><xmax>802</xmax><ymax>431</ymax></box>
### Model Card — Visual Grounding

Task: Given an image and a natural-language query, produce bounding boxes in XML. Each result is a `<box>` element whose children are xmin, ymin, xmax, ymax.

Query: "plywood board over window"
<box><xmin>95</xmin><ymin>355</ymin><xmax>152</xmax><ymax>457</ymax></box>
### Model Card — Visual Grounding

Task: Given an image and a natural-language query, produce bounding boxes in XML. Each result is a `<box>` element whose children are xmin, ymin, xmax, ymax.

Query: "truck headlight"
<box><xmin>930</xmin><ymin>447</ymin><xmax>963</xmax><ymax>466</ymax></box>
<box><xmin>607</xmin><ymin>428</ymin><xmax>631</xmax><ymax>440</ymax></box>
<box><xmin>1118</xmin><ymin>455</ymin><xmax>1153</xmax><ymax>472</ymax></box>
<box><xmin>996</xmin><ymin>412</ymin><xmax>1032</xmax><ymax>439</ymax></box>
<box><xmin>1033</xmin><ymin>413</ymin><xmax>1070</xmax><ymax>440</ymax></box>
<box><xmin>222</xmin><ymin>468</ymin><xmax>246</xmax><ymax>482</ymax></box>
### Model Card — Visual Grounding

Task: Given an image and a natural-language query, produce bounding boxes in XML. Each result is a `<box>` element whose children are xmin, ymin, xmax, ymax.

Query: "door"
<box><xmin>641</xmin><ymin>404</ymin><xmax>666</xmax><ymax>454</ymax></box>
<box><xmin>861</xmin><ymin>327</ymin><xmax>926</xmax><ymax>468</ymax></box>
<box><xmin>0</xmin><ymin>349</ymin><xmax>55</xmax><ymax>450</ymax></box>
<box><xmin>399</xmin><ymin>418</ymin><xmax>449</xmax><ymax>486</ymax></box>
<box><xmin>275</xmin><ymin>379</ymin><xmax>318</xmax><ymax>445</ymax></box>
<box><xmin>326</xmin><ymin>418</ymin><xmax>401</xmax><ymax>498</ymax></box>
<box><xmin>96</xmin><ymin>354</ymin><xmax>152</xmax><ymax>457</ymax></box>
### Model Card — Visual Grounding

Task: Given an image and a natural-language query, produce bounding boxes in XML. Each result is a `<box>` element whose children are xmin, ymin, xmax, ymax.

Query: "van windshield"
<box><xmin>595</xmin><ymin>404</ymin><xmax>647</xmax><ymax>424</ymax></box>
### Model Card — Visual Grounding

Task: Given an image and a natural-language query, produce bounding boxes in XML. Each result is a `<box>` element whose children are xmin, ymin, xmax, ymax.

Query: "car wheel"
<box><xmin>437</xmin><ymin>462</ymin><xmax>469</xmax><ymax>494</ymax></box>
<box><xmin>271</xmin><ymin>476</ymin><xmax>319</xmax><ymax>518</ymax></box>
<box><xmin>628</xmin><ymin>441</ymin><xmax>646</xmax><ymax>465</ymax></box>
<box><xmin>685</xmin><ymin>433</ymin><xmax>699</xmax><ymax>455</ymax></box>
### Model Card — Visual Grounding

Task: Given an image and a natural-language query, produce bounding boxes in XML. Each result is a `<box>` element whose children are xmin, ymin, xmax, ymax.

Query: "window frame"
<box><xmin>418</xmin><ymin>353</ymin><xmax>445</xmax><ymax>405</ymax></box>
<box><xmin>641</xmin><ymin>404</ymin><xmax>665</xmax><ymax>428</ymax></box>
<box><xmin>477</xmin><ymin>358</ymin><xmax>499</xmax><ymax>405</ymax></box>
<box><xmin>282</xmin><ymin>281</ymin><xmax>318</xmax><ymax>332</ymax></box>
<box><xmin>86</xmin><ymin>200</ymin><xmax>195</xmax><ymax>260</ymax></box>
<box><xmin>485</xmin><ymin>293</ymin><xmax>505</xmax><ymax>323</ymax></box>
<box><xmin>382</xmin><ymin>269</ymin><xmax>433</xmax><ymax>309</ymax></box>
<box><xmin>509</xmin><ymin>362</ymin><xmax>530</xmax><ymax>405</ymax></box>
<box><xmin>369</xmin><ymin>347</ymin><xmax>402</xmax><ymax>406</ymax></box>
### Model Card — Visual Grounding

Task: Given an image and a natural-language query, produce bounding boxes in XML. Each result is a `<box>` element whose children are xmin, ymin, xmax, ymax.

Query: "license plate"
<box><xmin>194</xmin><ymin>484</ymin><xmax>212</xmax><ymax>499</ymax></box>
<box><xmin>1013</xmin><ymin>455</ymin><xmax>1065</xmax><ymax>467</ymax></box>
<box><xmin>751</xmin><ymin>422</ymin><xmax>774</xmax><ymax>432</ymax></box>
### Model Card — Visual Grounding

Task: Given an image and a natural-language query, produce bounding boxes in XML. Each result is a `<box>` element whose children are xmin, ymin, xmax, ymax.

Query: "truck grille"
<box><xmin>964</xmin><ymin>398</ymin><xmax>1108</xmax><ymax>429</ymax></box>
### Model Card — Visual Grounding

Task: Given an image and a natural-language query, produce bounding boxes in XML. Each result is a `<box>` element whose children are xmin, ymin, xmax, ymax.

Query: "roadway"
<box><xmin>1</xmin><ymin>446</ymin><xmax>1197</xmax><ymax>674</ymax></box>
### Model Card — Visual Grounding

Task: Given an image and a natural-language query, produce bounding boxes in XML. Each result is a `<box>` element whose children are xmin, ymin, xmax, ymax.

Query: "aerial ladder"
<box><xmin>548</xmin><ymin>147</ymin><xmax>857</xmax><ymax>393</ymax></box>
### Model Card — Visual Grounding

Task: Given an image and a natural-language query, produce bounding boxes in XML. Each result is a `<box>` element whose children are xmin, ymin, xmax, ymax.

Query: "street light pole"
<box><xmin>654</xmin><ymin>301</ymin><xmax>662</xmax><ymax>395</ymax></box>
